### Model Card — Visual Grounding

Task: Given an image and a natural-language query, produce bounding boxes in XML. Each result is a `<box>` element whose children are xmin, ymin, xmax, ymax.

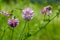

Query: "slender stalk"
<box><xmin>11</xmin><ymin>28</ymin><xmax>14</xmax><ymax>40</ymax></box>
<box><xmin>19</xmin><ymin>21</ymin><xmax>27</xmax><ymax>40</ymax></box>
<box><xmin>48</xmin><ymin>15</ymin><xmax>50</xmax><ymax>19</ymax></box>
<box><xmin>24</xmin><ymin>15</ymin><xmax>57</xmax><ymax>40</ymax></box>
<box><xmin>44</xmin><ymin>13</ymin><xmax>46</xmax><ymax>21</ymax></box>
<box><xmin>48</xmin><ymin>15</ymin><xmax>50</xmax><ymax>21</ymax></box>
<box><xmin>33</xmin><ymin>15</ymin><xmax>57</xmax><ymax>35</ymax></box>
<box><xmin>23</xmin><ymin>21</ymin><xmax>30</xmax><ymax>40</ymax></box>
<box><xmin>27</xmin><ymin>21</ymin><xmax>29</xmax><ymax>34</ymax></box>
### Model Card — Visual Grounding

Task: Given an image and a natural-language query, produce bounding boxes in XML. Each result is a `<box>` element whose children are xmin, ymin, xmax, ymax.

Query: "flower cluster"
<box><xmin>8</xmin><ymin>16</ymin><xmax>19</xmax><ymax>27</ymax></box>
<box><xmin>41</xmin><ymin>5</ymin><xmax>52</xmax><ymax>15</ymax></box>
<box><xmin>22</xmin><ymin>8</ymin><xmax>34</xmax><ymax>21</ymax></box>
<box><xmin>0</xmin><ymin>10</ymin><xmax>10</xmax><ymax>17</ymax></box>
<box><xmin>1</xmin><ymin>6</ymin><xmax>52</xmax><ymax>27</ymax></box>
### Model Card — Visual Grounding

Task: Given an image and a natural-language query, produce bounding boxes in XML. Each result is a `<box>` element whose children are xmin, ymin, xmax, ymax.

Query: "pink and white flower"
<box><xmin>41</xmin><ymin>5</ymin><xmax>52</xmax><ymax>15</ymax></box>
<box><xmin>8</xmin><ymin>16</ymin><xmax>19</xmax><ymax>27</ymax></box>
<box><xmin>22</xmin><ymin>7</ymin><xmax>34</xmax><ymax>21</ymax></box>
<box><xmin>0</xmin><ymin>10</ymin><xmax>10</xmax><ymax>17</ymax></box>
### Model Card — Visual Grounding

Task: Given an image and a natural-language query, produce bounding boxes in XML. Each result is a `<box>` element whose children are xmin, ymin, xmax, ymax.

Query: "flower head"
<box><xmin>22</xmin><ymin>7</ymin><xmax>34</xmax><ymax>21</ymax></box>
<box><xmin>8</xmin><ymin>16</ymin><xmax>19</xmax><ymax>28</ymax></box>
<box><xmin>41</xmin><ymin>5</ymin><xmax>52</xmax><ymax>15</ymax></box>
<box><xmin>0</xmin><ymin>10</ymin><xmax>10</xmax><ymax>17</ymax></box>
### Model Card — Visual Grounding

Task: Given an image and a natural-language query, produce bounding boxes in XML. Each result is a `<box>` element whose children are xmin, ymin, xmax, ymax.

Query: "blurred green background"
<box><xmin>0</xmin><ymin>0</ymin><xmax>60</xmax><ymax>40</ymax></box>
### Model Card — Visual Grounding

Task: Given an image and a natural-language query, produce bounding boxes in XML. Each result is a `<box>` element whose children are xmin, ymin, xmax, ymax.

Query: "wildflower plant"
<box><xmin>24</xmin><ymin>9</ymin><xmax>60</xmax><ymax>40</ymax></box>
<box><xmin>0</xmin><ymin>10</ymin><xmax>11</xmax><ymax>40</ymax></box>
<box><xmin>20</xmin><ymin>7</ymin><xmax>34</xmax><ymax>40</ymax></box>
<box><xmin>0</xmin><ymin>2</ymin><xmax>60</xmax><ymax>40</ymax></box>
<box><xmin>8</xmin><ymin>16</ymin><xmax>19</xmax><ymax>28</ymax></box>
<box><xmin>8</xmin><ymin>16</ymin><xmax>19</xmax><ymax>40</ymax></box>
<box><xmin>41</xmin><ymin>5</ymin><xmax>52</xmax><ymax>21</ymax></box>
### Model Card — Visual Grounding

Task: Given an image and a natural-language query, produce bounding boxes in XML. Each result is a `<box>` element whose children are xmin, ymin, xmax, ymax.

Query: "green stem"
<box><xmin>24</xmin><ymin>15</ymin><xmax>57</xmax><ymax>40</ymax></box>
<box><xmin>33</xmin><ymin>15</ymin><xmax>56</xmax><ymax>35</ymax></box>
<box><xmin>28</xmin><ymin>22</ymin><xmax>29</xmax><ymax>34</ymax></box>
<box><xmin>19</xmin><ymin>21</ymin><xmax>27</xmax><ymax>40</ymax></box>
<box><xmin>23</xmin><ymin>21</ymin><xmax>30</xmax><ymax>40</ymax></box>
<box><xmin>48</xmin><ymin>15</ymin><xmax>50</xmax><ymax>21</ymax></box>
<box><xmin>44</xmin><ymin>13</ymin><xmax>46</xmax><ymax>21</ymax></box>
<box><xmin>11</xmin><ymin>28</ymin><xmax>14</xmax><ymax>40</ymax></box>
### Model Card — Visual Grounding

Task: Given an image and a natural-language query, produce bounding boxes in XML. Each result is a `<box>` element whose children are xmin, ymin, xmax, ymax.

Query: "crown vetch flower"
<box><xmin>22</xmin><ymin>8</ymin><xmax>34</xmax><ymax>21</ymax></box>
<box><xmin>41</xmin><ymin>5</ymin><xmax>52</xmax><ymax>15</ymax></box>
<box><xmin>0</xmin><ymin>10</ymin><xmax>10</xmax><ymax>16</ymax></box>
<box><xmin>8</xmin><ymin>16</ymin><xmax>19</xmax><ymax>27</ymax></box>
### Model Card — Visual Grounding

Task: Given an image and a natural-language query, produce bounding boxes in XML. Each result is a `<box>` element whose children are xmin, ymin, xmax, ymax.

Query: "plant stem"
<box><xmin>44</xmin><ymin>13</ymin><xmax>46</xmax><ymax>21</ymax></box>
<box><xmin>28</xmin><ymin>22</ymin><xmax>29</xmax><ymax>34</ymax></box>
<box><xmin>19</xmin><ymin>21</ymin><xmax>27</xmax><ymax>40</ymax></box>
<box><xmin>23</xmin><ymin>21</ymin><xmax>30</xmax><ymax>40</ymax></box>
<box><xmin>48</xmin><ymin>15</ymin><xmax>50</xmax><ymax>21</ymax></box>
<box><xmin>11</xmin><ymin>28</ymin><xmax>14</xmax><ymax>40</ymax></box>
<box><xmin>33</xmin><ymin>15</ymin><xmax>56</xmax><ymax>36</ymax></box>
<box><xmin>24</xmin><ymin>15</ymin><xmax>57</xmax><ymax>40</ymax></box>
